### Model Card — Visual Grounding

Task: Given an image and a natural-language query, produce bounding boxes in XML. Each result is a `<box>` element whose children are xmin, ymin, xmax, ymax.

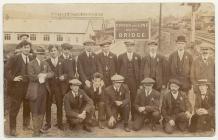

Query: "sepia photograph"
<box><xmin>2</xmin><ymin>2</ymin><xmax>215</xmax><ymax>137</ymax></box>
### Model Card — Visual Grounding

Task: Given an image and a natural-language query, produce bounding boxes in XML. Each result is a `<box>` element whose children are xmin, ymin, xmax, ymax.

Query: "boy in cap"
<box><xmin>97</xmin><ymin>39</ymin><xmax>117</xmax><ymax>86</ymax></box>
<box><xmin>86</xmin><ymin>72</ymin><xmax>106</xmax><ymax>129</ymax></box>
<box><xmin>140</xmin><ymin>40</ymin><xmax>168</xmax><ymax>91</ymax></box>
<box><xmin>161</xmin><ymin>79</ymin><xmax>192</xmax><ymax>134</ymax></box>
<box><xmin>77</xmin><ymin>39</ymin><xmax>102</xmax><ymax>89</ymax></box>
<box><xmin>118</xmin><ymin>39</ymin><xmax>141</xmax><ymax>121</ymax></box>
<box><xmin>189</xmin><ymin>79</ymin><xmax>215</xmax><ymax>132</ymax></box>
<box><xmin>105</xmin><ymin>74</ymin><xmax>131</xmax><ymax>132</ymax></box>
<box><xmin>191</xmin><ymin>43</ymin><xmax>215</xmax><ymax>94</ymax></box>
<box><xmin>26</xmin><ymin>46</ymin><xmax>54</xmax><ymax>136</ymax></box>
<box><xmin>168</xmin><ymin>35</ymin><xmax>193</xmax><ymax>94</ymax></box>
<box><xmin>6</xmin><ymin>40</ymin><xmax>33</xmax><ymax>136</ymax></box>
<box><xmin>132</xmin><ymin>78</ymin><xmax>161</xmax><ymax>131</ymax></box>
<box><xmin>63</xmin><ymin>78</ymin><xmax>95</xmax><ymax>132</ymax></box>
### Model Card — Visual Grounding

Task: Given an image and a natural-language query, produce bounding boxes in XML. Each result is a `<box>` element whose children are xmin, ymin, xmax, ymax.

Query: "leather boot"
<box><xmin>32</xmin><ymin>116</ymin><xmax>40</xmax><ymax>137</ymax></box>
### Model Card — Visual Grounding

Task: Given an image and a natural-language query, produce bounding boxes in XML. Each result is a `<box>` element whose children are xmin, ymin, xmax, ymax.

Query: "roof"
<box><xmin>3</xmin><ymin>19</ymin><xmax>93</xmax><ymax>33</ymax></box>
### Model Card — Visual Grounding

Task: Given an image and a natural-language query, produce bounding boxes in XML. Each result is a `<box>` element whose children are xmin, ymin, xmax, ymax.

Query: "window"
<box><xmin>43</xmin><ymin>34</ymin><xmax>50</xmax><ymax>41</ymax></box>
<box><xmin>57</xmin><ymin>34</ymin><xmax>63</xmax><ymax>41</ymax></box>
<box><xmin>4</xmin><ymin>34</ymin><xmax>11</xmax><ymax>40</ymax></box>
<box><xmin>75</xmin><ymin>37</ymin><xmax>79</xmax><ymax>43</ymax></box>
<box><xmin>30</xmin><ymin>34</ymin><xmax>36</xmax><ymax>41</ymax></box>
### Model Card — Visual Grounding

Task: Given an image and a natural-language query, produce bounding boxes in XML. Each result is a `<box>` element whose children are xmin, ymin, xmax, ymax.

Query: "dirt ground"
<box><xmin>4</xmin><ymin>89</ymin><xmax>214</xmax><ymax>138</ymax></box>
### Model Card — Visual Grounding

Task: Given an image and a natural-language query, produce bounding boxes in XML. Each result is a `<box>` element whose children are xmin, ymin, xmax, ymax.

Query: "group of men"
<box><xmin>5</xmin><ymin>33</ymin><xmax>215</xmax><ymax>136</ymax></box>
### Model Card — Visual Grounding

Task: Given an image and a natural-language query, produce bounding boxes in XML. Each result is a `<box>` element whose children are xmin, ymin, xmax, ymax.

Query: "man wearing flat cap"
<box><xmin>85</xmin><ymin>72</ymin><xmax>107</xmax><ymax>129</ymax></box>
<box><xmin>59</xmin><ymin>43</ymin><xmax>75</xmax><ymax>94</ymax></box>
<box><xmin>63</xmin><ymin>78</ymin><xmax>95</xmax><ymax>132</ymax></box>
<box><xmin>132</xmin><ymin>78</ymin><xmax>161</xmax><ymax>131</ymax></box>
<box><xmin>77</xmin><ymin>39</ymin><xmax>102</xmax><ymax>89</ymax></box>
<box><xmin>118</xmin><ymin>39</ymin><xmax>141</xmax><ymax>121</ymax></box>
<box><xmin>189</xmin><ymin>79</ymin><xmax>215</xmax><ymax>132</ymax></box>
<box><xmin>140</xmin><ymin>40</ymin><xmax>168</xmax><ymax>92</ymax></box>
<box><xmin>161</xmin><ymin>79</ymin><xmax>192</xmax><ymax>134</ymax></box>
<box><xmin>26</xmin><ymin>46</ymin><xmax>54</xmax><ymax>136</ymax></box>
<box><xmin>105</xmin><ymin>74</ymin><xmax>131</xmax><ymax>132</ymax></box>
<box><xmin>6</xmin><ymin>40</ymin><xmax>34</xmax><ymax>136</ymax></box>
<box><xmin>191</xmin><ymin>42</ymin><xmax>215</xmax><ymax>94</ymax></box>
<box><xmin>168</xmin><ymin>35</ymin><xmax>193</xmax><ymax>94</ymax></box>
<box><xmin>97</xmin><ymin>39</ymin><xmax>117</xmax><ymax>86</ymax></box>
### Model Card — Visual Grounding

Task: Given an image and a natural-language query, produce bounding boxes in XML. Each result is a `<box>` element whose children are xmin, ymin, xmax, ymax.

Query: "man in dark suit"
<box><xmin>105</xmin><ymin>74</ymin><xmax>131</xmax><ymax>132</ymax></box>
<box><xmin>26</xmin><ymin>47</ymin><xmax>54</xmax><ymax>136</ymax></box>
<box><xmin>59</xmin><ymin>43</ymin><xmax>75</xmax><ymax>95</ymax></box>
<box><xmin>168</xmin><ymin>35</ymin><xmax>193</xmax><ymax>93</ymax></box>
<box><xmin>117</xmin><ymin>40</ymin><xmax>141</xmax><ymax>121</ymax></box>
<box><xmin>97</xmin><ymin>39</ymin><xmax>117</xmax><ymax>86</ymax></box>
<box><xmin>64</xmin><ymin>79</ymin><xmax>95</xmax><ymax>132</ymax></box>
<box><xmin>189</xmin><ymin>79</ymin><xmax>215</xmax><ymax>132</ymax></box>
<box><xmin>140</xmin><ymin>40</ymin><xmax>168</xmax><ymax>91</ymax></box>
<box><xmin>191</xmin><ymin>43</ymin><xmax>215</xmax><ymax>94</ymax></box>
<box><xmin>77</xmin><ymin>39</ymin><xmax>102</xmax><ymax>89</ymax></box>
<box><xmin>6</xmin><ymin>40</ymin><xmax>33</xmax><ymax>136</ymax></box>
<box><xmin>43</xmin><ymin>45</ymin><xmax>65</xmax><ymax>131</ymax></box>
<box><xmin>161</xmin><ymin>79</ymin><xmax>192</xmax><ymax>134</ymax></box>
<box><xmin>133</xmin><ymin>78</ymin><xmax>161</xmax><ymax>131</ymax></box>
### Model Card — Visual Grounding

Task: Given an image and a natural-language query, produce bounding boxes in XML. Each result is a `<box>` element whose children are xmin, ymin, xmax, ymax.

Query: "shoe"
<box><xmin>42</xmin><ymin>124</ymin><xmax>51</xmax><ymax>131</ymax></box>
<box><xmin>124</xmin><ymin>126</ymin><xmax>131</xmax><ymax>132</ymax></box>
<box><xmin>83</xmin><ymin>125</ymin><xmax>92</xmax><ymax>132</ymax></box>
<box><xmin>9</xmin><ymin>129</ymin><xmax>17</xmax><ymax>136</ymax></box>
<box><xmin>150</xmin><ymin>124</ymin><xmax>157</xmax><ymax>131</ymax></box>
<box><xmin>58</xmin><ymin>125</ymin><xmax>65</xmax><ymax>131</ymax></box>
<box><xmin>98</xmin><ymin>121</ymin><xmax>104</xmax><ymax>129</ymax></box>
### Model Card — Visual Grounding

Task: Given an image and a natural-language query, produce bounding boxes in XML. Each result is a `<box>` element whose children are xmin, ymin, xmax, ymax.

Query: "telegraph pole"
<box><xmin>159</xmin><ymin>3</ymin><xmax>162</xmax><ymax>50</ymax></box>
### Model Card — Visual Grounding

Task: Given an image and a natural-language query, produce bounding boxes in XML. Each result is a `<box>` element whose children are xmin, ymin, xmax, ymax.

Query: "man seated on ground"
<box><xmin>105</xmin><ymin>74</ymin><xmax>131</xmax><ymax>132</ymax></box>
<box><xmin>63</xmin><ymin>78</ymin><xmax>95</xmax><ymax>132</ymax></box>
<box><xmin>161</xmin><ymin>79</ymin><xmax>192</xmax><ymax>134</ymax></box>
<box><xmin>132</xmin><ymin>77</ymin><xmax>161</xmax><ymax>131</ymax></box>
<box><xmin>189</xmin><ymin>79</ymin><xmax>215</xmax><ymax>132</ymax></box>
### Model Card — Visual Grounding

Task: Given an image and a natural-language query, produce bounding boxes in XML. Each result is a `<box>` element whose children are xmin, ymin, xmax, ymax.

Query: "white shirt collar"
<box><xmin>63</xmin><ymin>53</ymin><xmax>69</xmax><ymax>59</ymax></box>
<box><xmin>149</xmin><ymin>52</ymin><xmax>157</xmax><ymax>58</ymax></box>
<box><xmin>21</xmin><ymin>53</ymin><xmax>29</xmax><ymax>64</ymax></box>
<box><xmin>36</xmin><ymin>58</ymin><xmax>41</xmax><ymax>66</ymax></box>
<box><xmin>71</xmin><ymin>90</ymin><xmax>78</xmax><ymax>97</ymax></box>
<box><xmin>113</xmin><ymin>86</ymin><xmax>120</xmax><ymax>92</ymax></box>
<box><xmin>145</xmin><ymin>89</ymin><xmax>152</xmax><ymax>96</ymax></box>
<box><xmin>127</xmin><ymin>52</ymin><xmax>133</xmax><ymax>59</ymax></box>
<box><xmin>104</xmin><ymin>52</ymin><xmax>109</xmax><ymax>56</ymax></box>
<box><xmin>86</xmin><ymin>51</ymin><xmax>92</xmax><ymax>56</ymax></box>
<box><xmin>171</xmin><ymin>91</ymin><xmax>179</xmax><ymax>99</ymax></box>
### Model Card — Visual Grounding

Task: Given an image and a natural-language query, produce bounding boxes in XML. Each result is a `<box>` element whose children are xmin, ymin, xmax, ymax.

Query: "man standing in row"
<box><xmin>168</xmin><ymin>35</ymin><xmax>193</xmax><ymax>94</ymax></box>
<box><xmin>118</xmin><ymin>40</ymin><xmax>141</xmax><ymax>121</ymax></box>
<box><xmin>77</xmin><ymin>39</ymin><xmax>102</xmax><ymax>90</ymax></box>
<box><xmin>6</xmin><ymin>40</ymin><xmax>33</xmax><ymax>136</ymax></box>
<box><xmin>98</xmin><ymin>39</ymin><xmax>117</xmax><ymax>86</ymax></box>
<box><xmin>140</xmin><ymin>40</ymin><xmax>168</xmax><ymax>91</ymax></box>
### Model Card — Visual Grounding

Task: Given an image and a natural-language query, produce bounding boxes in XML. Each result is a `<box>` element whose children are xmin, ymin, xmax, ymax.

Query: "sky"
<box><xmin>3</xmin><ymin>3</ymin><xmax>214</xmax><ymax>20</ymax></box>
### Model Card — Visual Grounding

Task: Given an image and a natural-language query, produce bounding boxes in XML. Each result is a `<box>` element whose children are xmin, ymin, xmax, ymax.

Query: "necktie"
<box><xmin>25</xmin><ymin>56</ymin><xmax>28</xmax><ymax>74</ymax></box>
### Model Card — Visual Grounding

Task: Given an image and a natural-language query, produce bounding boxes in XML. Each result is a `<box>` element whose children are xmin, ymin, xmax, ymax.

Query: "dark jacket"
<box><xmin>161</xmin><ymin>91</ymin><xmax>191</xmax><ymax>122</ymax></box>
<box><xmin>64</xmin><ymin>89</ymin><xmax>94</xmax><ymax>118</ymax></box>
<box><xmin>77</xmin><ymin>52</ymin><xmax>102</xmax><ymax>83</ymax></box>
<box><xmin>168</xmin><ymin>51</ymin><xmax>193</xmax><ymax>90</ymax></box>
<box><xmin>118</xmin><ymin>52</ymin><xmax>141</xmax><ymax>82</ymax></box>
<box><xmin>140</xmin><ymin>53</ymin><xmax>168</xmax><ymax>89</ymax></box>
<box><xmin>105</xmin><ymin>84</ymin><xmax>130</xmax><ymax>117</ymax></box>
<box><xmin>134</xmin><ymin>88</ymin><xmax>160</xmax><ymax>113</ymax></box>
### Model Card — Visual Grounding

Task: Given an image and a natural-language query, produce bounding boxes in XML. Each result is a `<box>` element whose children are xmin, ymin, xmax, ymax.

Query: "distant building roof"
<box><xmin>4</xmin><ymin>19</ymin><xmax>93</xmax><ymax>33</ymax></box>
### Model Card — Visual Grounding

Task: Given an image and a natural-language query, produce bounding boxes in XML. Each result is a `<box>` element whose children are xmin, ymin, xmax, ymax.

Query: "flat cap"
<box><xmin>20</xmin><ymin>34</ymin><xmax>29</xmax><ymax>38</ymax></box>
<box><xmin>93</xmin><ymin>72</ymin><xmax>103</xmax><ymax>79</ymax></box>
<box><xmin>169</xmin><ymin>78</ymin><xmax>181</xmax><ymax>86</ymax></box>
<box><xmin>69</xmin><ymin>79</ymin><xmax>82</xmax><ymax>86</ymax></box>
<box><xmin>141</xmin><ymin>77</ymin><xmax>155</xmax><ymax>85</ymax></box>
<box><xmin>196</xmin><ymin>79</ymin><xmax>209</xmax><ymax>85</ymax></box>
<box><xmin>176</xmin><ymin>35</ymin><xmax>186</xmax><ymax>42</ymax></box>
<box><xmin>198</xmin><ymin>42</ymin><xmax>214</xmax><ymax>50</ymax></box>
<box><xmin>35</xmin><ymin>46</ymin><xmax>46</xmax><ymax>54</ymax></box>
<box><xmin>83</xmin><ymin>39</ymin><xmax>96</xmax><ymax>46</ymax></box>
<box><xmin>99</xmin><ymin>39</ymin><xmax>112</xmax><ymax>47</ymax></box>
<box><xmin>111</xmin><ymin>74</ymin><xmax>125</xmax><ymax>83</ymax></box>
<box><xmin>147</xmin><ymin>40</ymin><xmax>158</xmax><ymax>46</ymax></box>
<box><xmin>61</xmin><ymin>43</ymin><xmax>72</xmax><ymax>50</ymax></box>
<box><xmin>124</xmin><ymin>39</ymin><xmax>135</xmax><ymax>45</ymax></box>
